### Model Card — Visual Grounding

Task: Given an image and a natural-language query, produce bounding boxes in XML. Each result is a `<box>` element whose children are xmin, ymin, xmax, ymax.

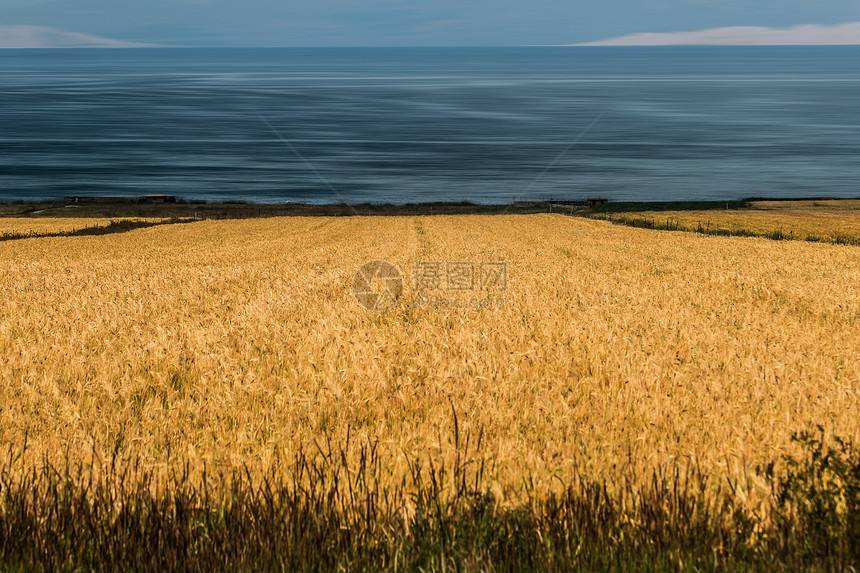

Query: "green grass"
<box><xmin>1</xmin><ymin>426</ymin><xmax>858</xmax><ymax>572</ymax></box>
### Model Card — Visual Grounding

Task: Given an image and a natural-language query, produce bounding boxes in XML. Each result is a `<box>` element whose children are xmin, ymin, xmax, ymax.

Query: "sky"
<box><xmin>1</xmin><ymin>0</ymin><xmax>860</xmax><ymax>46</ymax></box>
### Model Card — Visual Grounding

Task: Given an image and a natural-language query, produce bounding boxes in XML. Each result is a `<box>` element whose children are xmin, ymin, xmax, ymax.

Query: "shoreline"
<box><xmin>2</xmin><ymin>196</ymin><xmax>857</xmax><ymax>219</ymax></box>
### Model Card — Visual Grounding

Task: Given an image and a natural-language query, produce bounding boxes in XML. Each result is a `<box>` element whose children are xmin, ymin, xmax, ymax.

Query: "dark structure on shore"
<box><xmin>64</xmin><ymin>195</ymin><xmax>177</xmax><ymax>205</ymax></box>
<box><xmin>514</xmin><ymin>197</ymin><xmax>610</xmax><ymax>209</ymax></box>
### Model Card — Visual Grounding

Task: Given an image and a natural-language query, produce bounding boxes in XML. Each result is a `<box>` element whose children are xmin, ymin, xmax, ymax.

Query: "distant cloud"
<box><xmin>0</xmin><ymin>25</ymin><xmax>157</xmax><ymax>48</ymax></box>
<box><xmin>577</xmin><ymin>22</ymin><xmax>860</xmax><ymax>46</ymax></box>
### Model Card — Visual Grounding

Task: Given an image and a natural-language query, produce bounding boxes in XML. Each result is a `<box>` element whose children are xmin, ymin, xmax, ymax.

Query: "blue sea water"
<box><xmin>1</xmin><ymin>47</ymin><xmax>859</xmax><ymax>204</ymax></box>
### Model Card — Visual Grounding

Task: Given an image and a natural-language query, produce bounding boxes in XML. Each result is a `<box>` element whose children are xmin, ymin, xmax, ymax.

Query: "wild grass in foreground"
<box><xmin>1</xmin><ymin>427</ymin><xmax>858</xmax><ymax>572</ymax></box>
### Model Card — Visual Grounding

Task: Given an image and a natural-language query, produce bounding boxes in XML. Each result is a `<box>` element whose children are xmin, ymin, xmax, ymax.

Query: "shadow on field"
<box><xmin>0</xmin><ymin>218</ymin><xmax>197</xmax><ymax>242</ymax></box>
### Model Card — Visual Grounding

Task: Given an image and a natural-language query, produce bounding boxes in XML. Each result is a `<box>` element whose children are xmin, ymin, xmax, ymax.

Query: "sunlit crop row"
<box><xmin>0</xmin><ymin>217</ymin><xmax>165</xmax><ymax>236</ymax></box>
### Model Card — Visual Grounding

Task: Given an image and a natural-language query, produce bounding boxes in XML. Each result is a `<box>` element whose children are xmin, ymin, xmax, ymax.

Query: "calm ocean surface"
<box><xmin>1</xmin><ymin>47</ymin><xmax>859</xmax><ymax>204</ymax></box>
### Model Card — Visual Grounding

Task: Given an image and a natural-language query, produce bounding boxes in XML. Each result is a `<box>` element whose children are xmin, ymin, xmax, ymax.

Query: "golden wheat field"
<box><xmin>1</xmin><ymin>214</ymin><xmax>859</xmax><ymax>502</ymax></box>
<box><xmin>0</xmin><ymin>217</ymin><xmax>165</xmax><ymax>236</ymax></box>
<box><xmin>597</xmin><ymin>200</ymin><xmax>860</xmax><ymax>243</ymax></box>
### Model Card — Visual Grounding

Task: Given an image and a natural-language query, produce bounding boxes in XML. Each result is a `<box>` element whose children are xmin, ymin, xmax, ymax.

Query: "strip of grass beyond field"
<box><xmin>590</xmin><ymin>199</ymin><xmax>860</xmax><ymax>245</ymax></box>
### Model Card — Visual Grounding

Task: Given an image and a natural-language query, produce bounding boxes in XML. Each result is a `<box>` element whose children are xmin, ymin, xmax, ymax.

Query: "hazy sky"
<box><xmin>1</xmin><ymin>0</ymin><xmax>859</xmax><ymax>46</ymax></box>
